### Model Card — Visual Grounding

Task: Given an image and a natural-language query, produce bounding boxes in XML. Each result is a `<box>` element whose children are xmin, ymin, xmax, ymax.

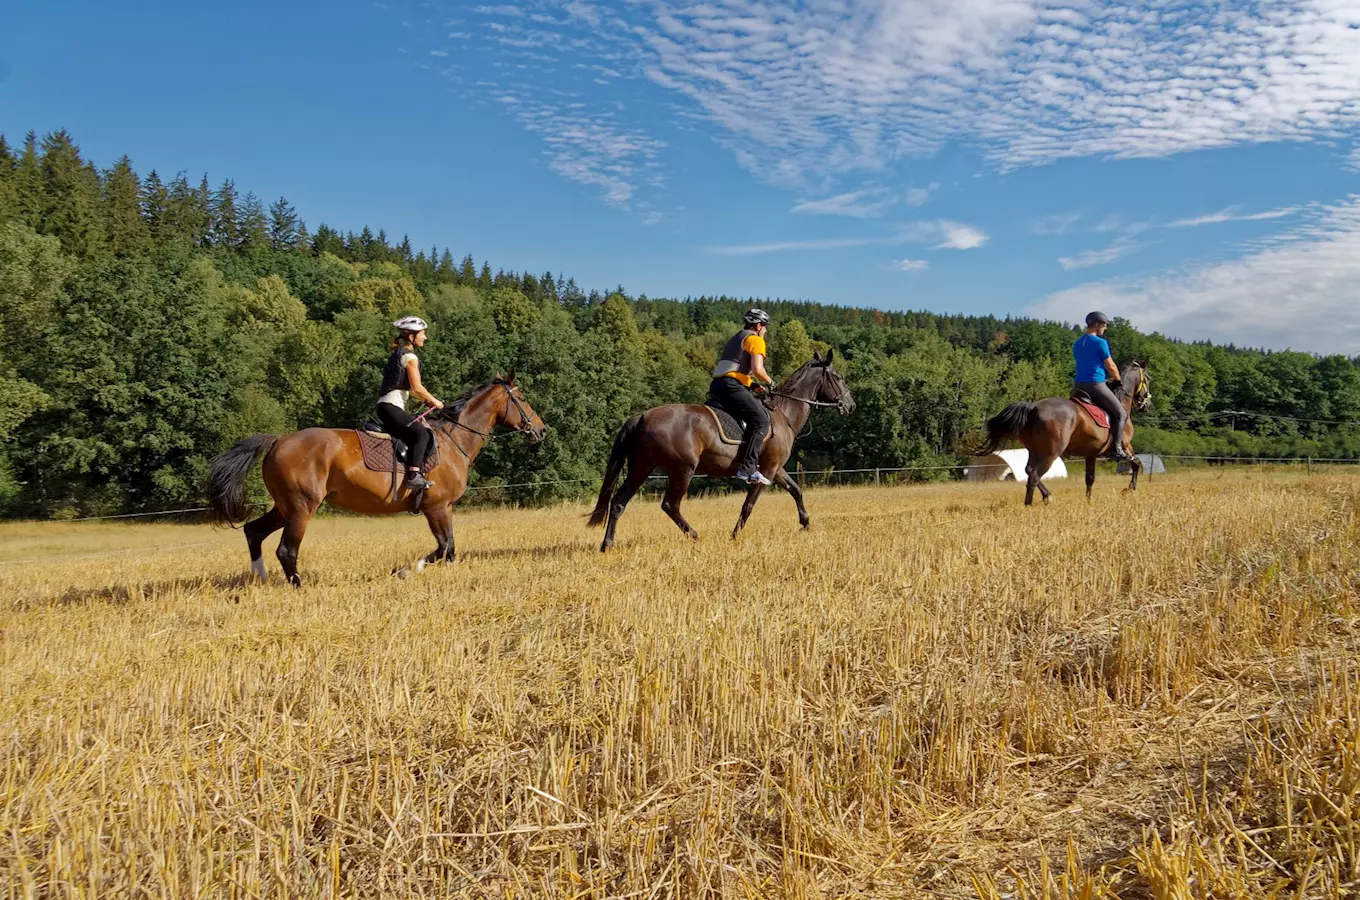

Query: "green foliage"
<box><xmin>0</xmin><ymin>127</ymin><xmax>1357</xmax><ymax>517</ymax></box>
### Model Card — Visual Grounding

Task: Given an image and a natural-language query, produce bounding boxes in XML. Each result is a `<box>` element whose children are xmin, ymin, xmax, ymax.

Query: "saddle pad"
<box><xmin>703</xmin><ymin>404</ymin><xmax>745</xmax><ymax>445</ymax></box>
<box><xmin>1071</xmin><ymin>398</ymin><xmax>1109</xmax><ymax>429</ymax></box>
<box><xmin>357</xmin><ymin>430</ymin><xmax>397</xmax><ymax>472</ymax></box>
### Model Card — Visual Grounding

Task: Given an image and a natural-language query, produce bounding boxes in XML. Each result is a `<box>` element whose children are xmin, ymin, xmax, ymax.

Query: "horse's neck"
<box><xmin>442</xmin><ymin>390</ymin><xmax>500</xmax><ymax>460</ymax></box>
<box><xmin>1118</xmin><ymin>372</ymin><xmax>1140</xmax><ymax>411</ymax></box>
<box><xmin>772</xmin><ymin>373</ymin><xmax>814</xmax><ymax>433</ymax></box>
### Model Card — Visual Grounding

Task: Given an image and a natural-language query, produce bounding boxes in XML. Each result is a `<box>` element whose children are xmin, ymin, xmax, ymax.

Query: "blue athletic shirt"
<box><xmin>1073</xmin><ymin>334</ymin><xmax>1112</xmax><ymax>383</ymax></box>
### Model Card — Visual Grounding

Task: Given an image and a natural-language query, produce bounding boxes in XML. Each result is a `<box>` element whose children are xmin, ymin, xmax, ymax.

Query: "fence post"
<box><xmin>874</xmin><ymin>467</ymin><xmax>881</xmax><ymax>486</ymax></box>
<box><xmin>1308</xmin><ymin>456</ymin><xmax>1313</xmax><ymax>476</ymax></box>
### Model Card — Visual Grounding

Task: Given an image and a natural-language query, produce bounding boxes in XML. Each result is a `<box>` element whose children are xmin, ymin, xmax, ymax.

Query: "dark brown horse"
<box><xmin>977</xmin><ymin>362</ymin><xmax>1152</xmax><ymax>505</ymax></box>
<box><xmin>206</xmin><ymin>376</ymin><xmax>546</xmax><ymax>585</ymax></box>
<box><xmin>587</xmin><ymin>351</ymin><xmax>854</xmax><ymax>551</ymax></box>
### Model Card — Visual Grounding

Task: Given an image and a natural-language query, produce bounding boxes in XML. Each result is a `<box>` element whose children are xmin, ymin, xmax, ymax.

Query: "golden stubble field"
<box><xmin>2</xmin><ymin>470</ymin><xmax>1358</xmax><ymax>899</ymax></box>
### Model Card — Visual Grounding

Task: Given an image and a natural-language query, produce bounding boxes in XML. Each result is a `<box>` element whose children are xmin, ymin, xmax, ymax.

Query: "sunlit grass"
<box><xmin>2</xmin><ymin>470</ymin><xmax>1357</xmax><ymax>898</ymax></box>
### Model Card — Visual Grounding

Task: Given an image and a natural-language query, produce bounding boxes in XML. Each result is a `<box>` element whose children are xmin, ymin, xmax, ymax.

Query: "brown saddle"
<box><xmin>354</xmin><ymin>426</ymin><xmax>439</xmax><ymax>507</ymax></box>
<box><xmin>1069</xmin><ymin>392</ymin><xmax>1109</xmax><ymax>429</ymax></box>
<box><xmin>703</xmin><ymin>404</ymin><xmax>746</xmax><ymax>445</ymax></box>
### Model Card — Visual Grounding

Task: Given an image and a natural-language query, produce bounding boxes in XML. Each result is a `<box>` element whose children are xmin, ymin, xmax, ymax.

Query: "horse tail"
<box><xmin>587</xmin><ymin>413</ymin><xmax>643</xmax><ymax>528</ymax></box>
<box><xmin>205</xmin><ymin>434</ymin><xmax>278</xmax><ymax>525</ymax></box>
<box><xmin>976</xmin><ymin>402</ymin><xmax>1037</xmax><ymax>455</ymax></box>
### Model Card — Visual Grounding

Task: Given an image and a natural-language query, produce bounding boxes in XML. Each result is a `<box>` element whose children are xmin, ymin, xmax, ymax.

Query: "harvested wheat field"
<box><xmin>2</xmin><ymin>470</ymin><xmax>1358</xmax><ymax>898</ymax></box>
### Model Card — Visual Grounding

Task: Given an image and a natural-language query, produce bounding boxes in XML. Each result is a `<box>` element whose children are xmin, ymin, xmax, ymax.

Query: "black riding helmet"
<box><xmin>1086</xmin><ymin>311</ymin><xmax>1110</xmax><ymax>326</ymax></box>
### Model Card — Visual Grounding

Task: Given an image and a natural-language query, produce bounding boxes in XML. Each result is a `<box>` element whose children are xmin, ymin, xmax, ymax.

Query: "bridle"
<box><xmin>771</xmin><ymin>364</ymin><xmax>851</xmax><ymax>414</ymax></box>
<box><xmin>429</xmin><ymin>381</ymin><xmax>543</xmax><ymax>456</ymax></box>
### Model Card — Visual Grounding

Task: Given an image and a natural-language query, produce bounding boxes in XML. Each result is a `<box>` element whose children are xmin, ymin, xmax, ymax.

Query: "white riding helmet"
<box><xmin>393</xmin><ymin>315</ymin><xmax>428</xmax><ymax>333</ymax></box>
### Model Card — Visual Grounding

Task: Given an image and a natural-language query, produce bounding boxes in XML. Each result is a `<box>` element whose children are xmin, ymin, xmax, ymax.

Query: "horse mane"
<box><xmin>775</xmin><ymin>358</ymin><xmax>822</xmax><ymax>396</ymax></box>
<box><xmin>432</xmin><ymin>377</ymin><xmax>509</xmax><ymax>424</ymax></box>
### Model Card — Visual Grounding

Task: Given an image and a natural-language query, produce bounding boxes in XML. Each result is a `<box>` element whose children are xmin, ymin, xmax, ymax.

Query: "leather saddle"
<box><xmin>702</xmin><ymin>403</ymin><xmax>747</xmax><ymax>445</ymax></box>
<box><xmin>1068</xmin><ymin>391</ymin><xmax>1109</xmax><ymax>429</ymax></box>
<box><xmin>357</xmin><ymin>420</ymin><xmax>439</xmax><ymax>470</ymax></box>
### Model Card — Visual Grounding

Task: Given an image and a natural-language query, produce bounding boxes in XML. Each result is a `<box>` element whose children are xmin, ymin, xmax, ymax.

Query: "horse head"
<box><xmin>1123</xmin><ymin>360</ymin><xmax>1153</xmax><ymax>412</ymax></box>
<box><xmin>809</xmin><ymin>349</ymin><xmax>855</xmax><ymax>415</ymax></box>
<box><xmin>495</xmin><ymin>370</ymin><xmax>547</xmax><ymax>443</ymax></box>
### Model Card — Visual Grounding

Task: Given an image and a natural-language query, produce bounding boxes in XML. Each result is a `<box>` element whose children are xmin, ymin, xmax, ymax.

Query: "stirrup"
<box><xmin>405</xmin><ymin>471</ymin><xmax>434</xmax><ymax>490</ymax></box>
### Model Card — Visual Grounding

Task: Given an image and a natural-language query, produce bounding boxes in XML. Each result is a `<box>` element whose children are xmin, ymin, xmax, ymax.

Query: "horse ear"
<box><xmin>506</xmin><ymin>368</ymin><xmax>517</xmax><ymax>385</ymax></box>
<box><xmin>812</xmin><ymin>350</ymin><xmax>823</xmax><ymax>363</ymax></box>
<box><xmin>825</xmin><ymin>347</ymin><xmax>835</xmax><ymax>364</ymax></box>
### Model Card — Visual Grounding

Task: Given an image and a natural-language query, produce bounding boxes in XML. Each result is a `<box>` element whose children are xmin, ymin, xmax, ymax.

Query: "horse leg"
<box><xmin>1027</xmin><ymin>454</ymin><xmax>1058</xmax><ymax>506</ymax></box>
<box><xmin>275</xmin><ymin>507</ymin><xmax>316</xmax><ymax>588</ymax></box>
<box><xmin>601</xmin><ymin>466</ymin><xmax>649</xmax><ymax>552</ymax></box>
<box><xmin>423</xmin><ymin>504</ymin><xmax>455</xmax><ymax>568</ymax></box>
<box><xmin>244</xmin><ymin>506</ymin><xmax>283</xmax><ymax>581</ymax></box>
<box><xmin>732</xmin><ymin>482</ymin><xmax>767</xmax><ymax>539</ymax></box>
<box><xmin>660</xmin><ymin>470</ymin><xmax>698</xmax><ymax>540</ymax></box>
<box><xmin>1125</xmin><ymin>451</ymin><xmax>1142</xmax><ymax>493</ymax></box>
<box><xmin>1085</xmin><ymin>457</ymin><xmax>1096</xmax><ymax>501</ymax></box>
<box><xmin>773</xmin><ymin>467</ymin><xmax>810</xmax><ymax>530</ymax></box>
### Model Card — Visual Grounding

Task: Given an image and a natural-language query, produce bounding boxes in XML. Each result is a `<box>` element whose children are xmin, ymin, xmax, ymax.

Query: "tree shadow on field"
<box><xmin>46</xmin><ymin>573</ymin><xmax>255</xmax><ymax>608</ymax></box>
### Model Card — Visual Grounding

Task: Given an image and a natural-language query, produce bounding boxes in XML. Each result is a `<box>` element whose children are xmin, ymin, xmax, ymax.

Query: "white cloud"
<box><xmin>429</xmin><ymin>49</ymin><xmax>449</xmax><ymax>57</ymax></box>
<box><xmin>1168</xmin><ymin>206</ymin><xmax>1300</xmax><ymax>228</ymax></box>
<box><xmin>1057</xmin><ymin>237</ymin><xmax>1146</xmax><ymax>270</ymax></box>
<box><xmin>791</xmin><ymin>189</ymin><xmax>895</xmax><ymax>218</ymax></box>
<box><xmin>611</xmin><ymin>0</ymin><xmax>1360</xmax><ymax>186</ymax></box>
<box><xmin>895</xmin><ymin>259</ymin><xmax>929</xmax><ymax>272</ymax></box>
<box><xmin>935</xmin><ymin>221</ymin><xmax>988</xmax><ymax>250</ymax></box>
<box><xmin>1031</xmin><ymin>196</ymin><xmax>1360</xmax><ymax>353</ymax></box>
<box><xmin>1030</xmin><ymin>212</ymin><xmax>1081</xmax><ymax>236</ymax></box>
<box><xmin>705</xmin><ymin>236</ymin><xmax>893</xmax><ymax>256</ymax></box>
<box><xmin>905</xmin><ymin>182</ymin><xmax>940</xmax><ymax>207</ymax></box>
<box><xmin>706</xmin><ymin>218</ymin><xmax>987</xmax><ymax>255</ymax></box>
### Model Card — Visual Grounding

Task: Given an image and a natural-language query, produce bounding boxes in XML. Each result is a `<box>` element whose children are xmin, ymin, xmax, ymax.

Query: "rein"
<box><xmin>429</xmin><ymin>382</ymin><xmax>540</xmax><ymax>455</ymax></box>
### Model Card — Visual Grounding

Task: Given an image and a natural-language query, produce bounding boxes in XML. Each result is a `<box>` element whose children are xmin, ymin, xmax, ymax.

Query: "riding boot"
<box><xmin>405</xmin><ymin>469</ymin><xmax>434</xmax><ymax>490</ymax></box>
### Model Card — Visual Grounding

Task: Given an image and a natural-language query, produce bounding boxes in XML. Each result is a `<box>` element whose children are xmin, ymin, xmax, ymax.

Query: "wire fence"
<box><xmin>16</xmin><ymin>453</ymin><xmax>1357</xmax><ymax>524</ymax></box>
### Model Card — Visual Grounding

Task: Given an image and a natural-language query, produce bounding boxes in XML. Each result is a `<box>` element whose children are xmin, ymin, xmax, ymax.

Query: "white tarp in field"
<box><xmin>963</xmin><ymin>449</ymin><xmax>1067</xmax><ymax>482</ymax></box>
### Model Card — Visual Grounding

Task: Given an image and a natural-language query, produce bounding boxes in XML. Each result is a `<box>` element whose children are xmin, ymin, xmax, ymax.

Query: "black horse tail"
<box><xmin>205</xmin><ymin>434</ymin><xmax>277</xmax><ymax>525</ymax></box>
<box><xmin>587</xmin><ymin>413</ymin><xmax>643</xmax><ymax>528</ymax></box>
<box><xmin>976</xmin><ymin>402</ymin><xmax>1037</xmax><ymax>455</ymax></box>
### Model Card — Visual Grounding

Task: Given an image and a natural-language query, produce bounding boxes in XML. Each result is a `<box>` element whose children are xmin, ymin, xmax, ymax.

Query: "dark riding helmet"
<box><xmin>1085</xmin><ymin>311</ymin><xmax>1110</xmax><ymax>326</ymax></box>
<box><xmin>744</xmin><ymin>308</ymin><xmax>771</xmax><ymax>327</ymax></box>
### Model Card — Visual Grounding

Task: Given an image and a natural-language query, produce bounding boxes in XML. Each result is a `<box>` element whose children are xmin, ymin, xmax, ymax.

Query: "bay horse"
<box><xmin>976</xmin><ymin>361</ymin><xmax>1151</xmax><ymax>505</ymax></box>
<box><xmin>587</xmin><ymin>351</ymin><xmax>854</xmax><ymax>552</ymax></box>
<box><xmin>206</xmin><ymin>375</ymin><xmax>546</xmax><ymax>585</ymax></box>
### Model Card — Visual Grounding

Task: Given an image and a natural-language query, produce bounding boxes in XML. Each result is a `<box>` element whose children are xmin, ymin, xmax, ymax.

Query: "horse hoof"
<box><xmin>393</xmin><ymin>567</ymin><xmax>412</xmax><ymax>579</ymax></box>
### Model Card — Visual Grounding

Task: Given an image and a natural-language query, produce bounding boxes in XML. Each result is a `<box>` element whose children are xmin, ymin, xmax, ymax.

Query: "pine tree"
<box><xmin>0</xmin><ymin>135</ymin><xmax>16</xmax><ymax>222</ymax></box>
<box><xmin>294</xmin><ymin>220</ymin><xmax>310</xmax><ymax>252</ymax></box>
<box><xmin>11</xmin><ymin>133</ymin><xmax>43</xmax><ymax>230</ymax></box>
<box><xmin>358</xmin><ymin>226</ymin><xmax>376</xmax><ymax>261</ymax></box>
<box><xmin>397</xmin><ymin>234</ymin><xmax>413</xmax><ymax>262</ymax></box>
<box><xmin>372</xmin><ymin>228</ymin><xmax>389</xmax><ymax>262</ymax></box>
<box><xmin>460</xmin><ymin>254</ymin><xmax>476</xmax><ymax>283</ymax></box>
<box><xmin>210</xmin><ymin>178</ymin><xmax>240</xmax><ymax>248</ymax></box>
<box><xmin>164</xmin><ymin>172</ymin><xmax>210</xmax><ymax>246</ymax></box>
<box><xmin>39</xmin><ymin>129</ymin><xmax>105</xmax><ymax>257</ymax></box>
<box><xmin>268</xmin><ymin>196</ymin><xmax>299</xmax><ymax>249</ymax></box>
<box><xmin>311</xmin><ymin>224</ymin><xmax>344</xmax><ymax>256</ymax></box>
<box><xmin>102</xmin><ymin>155</ymin><xmax>149</xmax><ymax>256</ymax></box>
<box><xmin>140</xmin><ymin>170</ymin><xmax>169</xmax><ymax>243</ymax></box>
<box><xmin>438</xmin><ymin>249</ymin><xmax>455</xmax><ymax>281</ymax></box>
<box><xmin>238</xmin><ymin>192</ymin><xmax>268</xmax><ymax>249</ymax></box>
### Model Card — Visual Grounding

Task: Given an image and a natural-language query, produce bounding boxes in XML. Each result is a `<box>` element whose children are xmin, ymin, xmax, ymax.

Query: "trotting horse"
<box><xmin>588</xmin><ymin>351</ymin><xmax>854</xmax><ymax>551</ymax></box>
<box><xmin>976</xmin><ymin>361</ymin><xmax>1151</xmax><ymax>505</ymax></box>
<box><xmin>206</xmin><ymin>375</ymin><xmax>546</xmax><ymax>585</ymax></box>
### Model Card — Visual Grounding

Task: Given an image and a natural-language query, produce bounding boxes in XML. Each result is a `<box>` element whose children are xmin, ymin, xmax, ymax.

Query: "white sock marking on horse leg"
<box><xmin>250</xmin><ymin>557</ymin><xmax>267</xmax><ymax>581</ymax></box>
<box><xmin>414</xmin><ymin>558</ymin><xmax>426</xmax><ymax>574</ymax></box>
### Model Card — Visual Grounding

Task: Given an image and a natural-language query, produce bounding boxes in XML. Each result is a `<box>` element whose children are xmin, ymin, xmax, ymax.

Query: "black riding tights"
<box><xmin>376</xmin><ymin>403</ymin><xmax>431</xmax><ymax>470</ymax></box>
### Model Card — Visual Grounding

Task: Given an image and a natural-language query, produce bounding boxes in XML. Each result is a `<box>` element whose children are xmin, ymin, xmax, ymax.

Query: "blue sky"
<box><xmin>5</xmin><ymin>0</ymin><xmax>1360</xmax><ymax>353</ymax></box>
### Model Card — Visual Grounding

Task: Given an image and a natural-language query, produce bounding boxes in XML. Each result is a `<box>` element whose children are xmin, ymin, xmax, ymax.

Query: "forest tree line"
<box><xmin>2</xmin><ymin>130</ymin><xmax>1358</xmax><ymax>517</ymax></box>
